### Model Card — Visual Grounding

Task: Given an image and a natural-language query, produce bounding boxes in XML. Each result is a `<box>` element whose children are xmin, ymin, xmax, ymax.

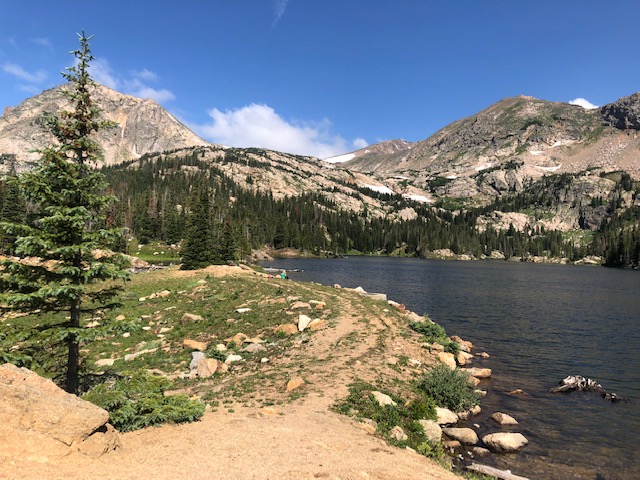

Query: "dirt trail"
<box><xmin>1</xmin><ymin>265</ymin><xmax>461</xmax><ymax>480</ymax></box>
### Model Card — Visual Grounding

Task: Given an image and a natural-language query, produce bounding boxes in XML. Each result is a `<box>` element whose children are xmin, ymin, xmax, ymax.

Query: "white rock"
<box><xmin>435</xmin><ymin>407</ymin><xmax>459</xmax><ymax>425</ymax></box>
<box><xmin>442</xmin><ymin>427</ymin><xmax>478</xmax><ymax>445</ymax></box>
<box><xmin>491</xmin><ymin>412</ymin><xmax>519</xmax><ymax>425</ymax></box>
<box><xmin>371</xmin><ymin>391</ymin><xmax>396</xmax><ymax>407</ymax></box>
<box><xmin>482</xmin><ymin>432</ymin><xmax>528</xmax><ymax>453</ymax></box>
<box><xmin>389</xmin><ymin>426</ymin><xmax>408</xmax><ymax>441</ymax></box>
<box><xmin>417</xmin><ymin>419</ymin><xmax>442</xmax><ymax>443</ymax></box>
<box><xmin>224</xmin><ymin>354</ymin><xmax>243</xmax><ymax>364</ymax></box>
<box><xmin>94</xmin><ymin>358</ymin><xmax>115</xmax><ymax>367</ymax></box>
<box><xmin>437</xmin><ymin>351</ymin><xmax>456</xmax><ymax>369</ymax></box>
<box><xmin>297</xmin><ymin>314</ymin><xmax>312</xmax><ymax>332</ymax></box>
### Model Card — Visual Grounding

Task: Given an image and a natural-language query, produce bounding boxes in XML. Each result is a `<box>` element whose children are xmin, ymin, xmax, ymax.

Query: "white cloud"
<box><xmin>569</xmin><ymin>97</ymin><xmax>598</xmax><ymax>110</ymax></box>
<box><xmin>126</xmin><ymin>80</ymin><xmax>175</xmax><ymax>103</ymax></box>
<box><xmin>192</xmin><ymin>103</ymin><xmax>356</xmax><ymax>158</ymax></box>
<box><xmin>88</xmin><ymin>59</ymin><xmax>175</xmax><ymax>103</ymax></box>
<box><xmin>32</xmin><ymin>37</ymin><xmax>52</xmax><ymax>49</ymax></box>
<box><xmin>89</xmin><ymin>58</ymin><xmax>119</xmax><ymax>89</ymax></box>
<box><xmin>2</xmin><ymin>62</ymin><xmax>47</xmax><ymax>83</ymax></box>
<box><xmin>352</xmin><ymin>137</ymin><xmax>368</xmax><ymax>149</ymax></box>
<box><xmin>133</xmin><ymin>68</ymin><xmax>158</xmax><ymax>82</ymax></box>
<box><xmin>272</xmin><ymin>0</ymin><xmax>289</xmax><ymax>28</ymax></box>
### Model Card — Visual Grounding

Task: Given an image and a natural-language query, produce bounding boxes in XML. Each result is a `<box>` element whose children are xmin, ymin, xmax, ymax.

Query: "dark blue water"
<box><xmin>262</xmin><ymin>257</ymin><xmax>640</xmax><ymax>480</ymax></box>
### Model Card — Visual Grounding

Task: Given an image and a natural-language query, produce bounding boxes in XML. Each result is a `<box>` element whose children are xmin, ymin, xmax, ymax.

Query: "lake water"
<box><xmin>261</xmin><ymin>257</ymin><xmax>640</xmax><ymax>480</ymax></box>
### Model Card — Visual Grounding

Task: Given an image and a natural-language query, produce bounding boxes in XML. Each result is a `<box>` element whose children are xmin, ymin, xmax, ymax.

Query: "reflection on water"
<box><xmin>262</xmin><ymin>257</ymin><xmax>640</xmax><ymax>480</ymax></box>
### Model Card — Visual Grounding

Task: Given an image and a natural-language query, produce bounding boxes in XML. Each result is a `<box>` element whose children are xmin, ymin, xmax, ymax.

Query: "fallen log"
<box><xmin>466</xmin><ymin>463</ymin><xmax>530</xmax><ymax>480</ymax></box>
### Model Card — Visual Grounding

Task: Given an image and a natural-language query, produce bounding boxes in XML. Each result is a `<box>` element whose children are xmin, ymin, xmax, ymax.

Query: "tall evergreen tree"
<box><xmin>0</xmin><ymin>32</ymin><xmax>129</xmax><ymax>394</ymax></box>
<box><xmin>180</xmin><ymin>179</ymin><xmax>215</xmax><ymax>269</ymax></box>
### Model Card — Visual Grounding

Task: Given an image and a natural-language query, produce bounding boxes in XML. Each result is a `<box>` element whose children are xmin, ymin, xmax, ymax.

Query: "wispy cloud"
<box><xmin>191</xmin><ymin>103</ymin><xmax>359</xmax><ymax>158</ymax></box>
<box><xmin>569</xmin><ymin>97</ymin><xmax>598</xmax><ymax>110</ymax></box>
<box><xmin>32</xmin><ymin>37</ymin><xmax>53</xmax><ymax>50</ymax></box>
<box><xmin>2</xmin><ymin>62</ymin><xmax>47</xmax><ymax>83</ymax></box>
<box><xmin>88</xmin><ymin>58</ymin><xmax>175</xmax><ymax>103</ymax></box>
<box><xmin>272</xmin><ymin>0</ymin><xmax>290</xmax><ymax>28</ymax></box>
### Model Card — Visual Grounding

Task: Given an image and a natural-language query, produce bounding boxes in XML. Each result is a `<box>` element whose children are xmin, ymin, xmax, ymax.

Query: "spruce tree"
<box><xmin>0</xmin><ymin>32</ymin><xmax>129</xmax><ymax>394</ymax></box>
<box><xmin>180</xmin><ymin>179</ymin><xmax>215</xmax><ymax>269</ymax></box>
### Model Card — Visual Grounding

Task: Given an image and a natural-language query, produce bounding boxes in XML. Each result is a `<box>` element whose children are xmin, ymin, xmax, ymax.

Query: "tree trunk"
<box><xmin>66</xmin><ymin>301</ymin><xmax>80</xmax><ymax>394</ymax></box>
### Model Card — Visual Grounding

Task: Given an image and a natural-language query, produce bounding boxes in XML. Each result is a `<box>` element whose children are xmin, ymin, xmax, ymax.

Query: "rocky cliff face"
<box><xmin>0</xmin><ymin>83</ymin><xmax>208</xmax><ymax>172</ymax></box>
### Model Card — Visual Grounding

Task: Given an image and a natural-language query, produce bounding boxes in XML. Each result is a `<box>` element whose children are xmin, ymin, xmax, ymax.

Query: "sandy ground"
<box><xmin>2</xmin><ymin>395</ymin><xmax>461</xmax><ymax>480</ymax></box>
<box><xmin>0</xmin><ymin>265</ymin><xmax>462</xmax><ymax>480</ymax></box>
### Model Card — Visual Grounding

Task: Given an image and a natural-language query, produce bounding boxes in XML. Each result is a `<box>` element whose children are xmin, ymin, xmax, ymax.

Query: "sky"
<box><xmin>1</xmin><ymin>1</ymin><xmax>639</xmax><ymax>159</ymax></box>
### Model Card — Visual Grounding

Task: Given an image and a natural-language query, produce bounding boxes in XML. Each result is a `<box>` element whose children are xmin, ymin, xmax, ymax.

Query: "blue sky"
<box><xmin>1</xmin><ymin>1</ymin><xmax>639</xmax><ymax>159</ymax></box>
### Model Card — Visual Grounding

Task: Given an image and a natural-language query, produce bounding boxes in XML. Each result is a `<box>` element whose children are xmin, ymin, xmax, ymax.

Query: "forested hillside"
<box><xmin>1</xmin><ymin>147</ymin><xmax>638</xmax><ymax>267</ymax></box>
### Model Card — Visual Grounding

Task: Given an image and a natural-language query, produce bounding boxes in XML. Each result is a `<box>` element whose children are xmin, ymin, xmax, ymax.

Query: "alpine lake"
<box><xmin>261</xmin><ymin>256</ymin><xmax>640</xmax><ymax>480</ymax></box>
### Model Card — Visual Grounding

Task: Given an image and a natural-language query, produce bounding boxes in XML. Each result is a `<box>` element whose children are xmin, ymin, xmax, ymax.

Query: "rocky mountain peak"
<box><xmin>0</xmin><ymin>83</ymin><xmax>209</xmax><ymax>172</ymax></box>
<box><xmin>600</xmin><ymin>92</ymin><xmax>640</xmax><ymax>130</ymax></box>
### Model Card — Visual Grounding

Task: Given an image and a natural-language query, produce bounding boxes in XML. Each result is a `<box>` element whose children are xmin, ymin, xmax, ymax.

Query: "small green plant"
<box><xmin>84</xmin><ymin>372</ymin><xmax>205</xmax><ymax>432</ymax></box>
<box><xmin>409</xmin><ymin>321</ymin><xmax>460</xmax><ymax>355</ymax></box>
<box><xmin>333</xmin><ymin>381</ymin><xmax>439</xmax><ymax>454</ymax></box>
<box><xmin>418</xmin><ymin>364</ymin><xmax>479</xmax><ymax>412</ymax></box>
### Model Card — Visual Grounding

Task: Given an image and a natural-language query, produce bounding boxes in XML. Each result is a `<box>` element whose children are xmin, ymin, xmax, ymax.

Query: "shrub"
<box><xmin>418</xmin><ymin>364</ymin><xmax>479</xmax><ymax>412</ymax></box>
<box><xmin>409</xmin><ymin>321</ymin><xmax>460</xmax><ymax>355</ymax></box>
<box><xmin>84</xmin><ymin>372</ymin><xmax>205</xmax><ymax>432</ymax></box>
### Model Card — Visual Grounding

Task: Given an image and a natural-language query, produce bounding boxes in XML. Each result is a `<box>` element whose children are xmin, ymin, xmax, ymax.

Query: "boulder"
<box><xmin>308</xmin><ymin>319</ymin><xmax>326</xmax><ymax>331</ymax></box>
<box><xmin>95</xmin><ymin>358</ymin><xmax>116</xmax><ymax>367</ymax></box>
<box><xmin>196</xmin><ymin>358</ymin><xmax>219</xmax><ymax>378</ymax></box>
<box><xmin>286</xmin><ymin>376</ymin><xmax>305</xmax><ymax>392</ymax></box>
<box><xmin>443</xmin><ymin>427</ymin><xmax>478</xmax><ymax>445</ymax></box>
<box><xmin>417</xmin><ymin>419</ymin><xmax>442</xmax><ymax>443</ymax></box>
<box><xmin>225</xmin><ymin>354</ymin><xmax>243</xmax><ymax>364</ymax></box>
<box><xmin>225</xmin><ymin>332</ymin><xmax>249</xmax><ymax>345</ymax></box>
<box><xmin>462</xmin><ymin>367</ymin><xmax>492</xmax><ymax>379</ymax></box>
<box><xmin>450</xmin><ymin>335</ymin><xmax>473</xmax><ymax>352</ymax></box>
<box><xmin>491</xmin><ymin>412</ymin><xmax>519</xmax><ymax>425</ymax></box>
<box><xmin>0</xmin><ymin>364</ymin><xmax>119</xmax><ymax>459</ymax></box>
<box><xmin>189</xmin><ymin>351</ymin><xmax>206</xmax><ymax>370</ymax></box>
<box><xmin>275</xmin><ymin>323</ymin><xmax>299</xmax><ymax>336</ymax></box>
<box><xmin>371</xmin><ymin>391</ymin><xmax>397</xmax><ymax>407</ymax></box>
<box><xmin>357</xmin><ymin>418</ymin><xmax>377</xmax><ymax>435</ymax></box>
<box><xmin>482</xmin><ymin>432</ymin><xmax>528</xmax><ymax>453</ymax></box>
<box><xmin>183</xmin><ymin>339</ymin><xmax>208</xmax><ymax>351</ymax></box>
<box><xmin>181</xmin><ymin>313</ymin><xmax>203</xmax><ymax>322</ymax></box>
<box><xmin>435</xmin><ymin>407</ymin><xmax>459</xmax><ymax>425</ymax></box>
<box><xmin>437</xmin><ymin>351</ymin><xmax>456</xmax><ymax>369</ymax></box>
<box><xmin>290</xmin><ymin>301</ymin><xmax>311</xmax><ymax>310</ymax></box>
<box><xmin>241</xmin><ymin>343</ymin><xmax>266</xmax><ymax>353</ymax></box>
<box><xmin>297</xmin><ymin>314</ymin><xmax>312</xmax><ymax>332</ymax></box>
<box><xmin>390</xmin><ymin>426</ymin><xmax>408</xmax><ymax>441</ymax></box>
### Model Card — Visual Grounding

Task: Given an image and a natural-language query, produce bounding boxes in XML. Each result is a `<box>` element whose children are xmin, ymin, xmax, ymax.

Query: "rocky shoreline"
<box><xmin>343</xmin><ymin>283</ymin><xmax>532</xmax><ymax>479</ymax></box>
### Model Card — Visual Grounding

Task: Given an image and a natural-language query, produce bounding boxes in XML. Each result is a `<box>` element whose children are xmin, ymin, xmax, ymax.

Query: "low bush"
<box><xmin>84</xmin><ymin>372</ymin><xmax>205</xmax><ymax>432</ymax></box>
<box><xmin>418</xmin><ymin>364</ymin><xmax>479</xmax><ymax>412</ymax></box>
<box><xmin>409</xmin><ymin>321</ymin><xmax>460</xmax><ymax>355</ymax></box>
<box><xmin>333</xmin><ymin>381</ymin><xmax>443</xmax><ymax>458</ymax></box>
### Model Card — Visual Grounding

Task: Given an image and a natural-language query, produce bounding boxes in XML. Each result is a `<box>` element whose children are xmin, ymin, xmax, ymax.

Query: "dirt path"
<box><xmin>3</xmin><ymin>396</ymin><xmax>461</xmax><ymax>480</ymax></box>
<box><xmin>1</xmin><ymin>265</ymin><xmax>462</xmax><ymax>480</ymax></box>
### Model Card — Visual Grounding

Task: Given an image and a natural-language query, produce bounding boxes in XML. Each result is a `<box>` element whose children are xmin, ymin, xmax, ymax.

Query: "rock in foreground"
<box><xmin>0</xmin><ymin>363</ymin><xmax>120</xmax><ymax>460</ymax></box>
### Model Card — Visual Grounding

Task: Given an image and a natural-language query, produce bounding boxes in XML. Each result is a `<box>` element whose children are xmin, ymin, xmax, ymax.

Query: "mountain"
<box><xmin>341</xmin><ymin>94</ymin><xmax>640</xmax><ymax>199</ymax></box>
<box><xmin>0</xmin><ymin>83</ymin><xmax>208</xmax><ymax>172</ymax></box>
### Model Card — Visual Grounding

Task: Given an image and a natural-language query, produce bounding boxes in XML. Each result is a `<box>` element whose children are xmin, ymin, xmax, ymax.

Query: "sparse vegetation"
<box><xmin>83</xmin><ymin>372</ymin><xmax>205</xmax><ymax>432</ymax></box>
<box><xmin>418</xmin><ymin>364</ymin><xmax>479</xmax><ymax>412</ymax></box>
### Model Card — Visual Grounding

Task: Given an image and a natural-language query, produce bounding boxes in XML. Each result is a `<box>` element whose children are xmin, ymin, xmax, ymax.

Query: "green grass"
<box><xmin>128</xmin><ymin>239</ymin><xmax>181</xmax><ymax>264</ymax></box>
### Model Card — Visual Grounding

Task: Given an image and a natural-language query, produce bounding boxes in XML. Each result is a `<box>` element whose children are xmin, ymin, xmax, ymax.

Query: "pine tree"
<box><xmin>0</xmin><ymin>32</ymin><xmax>129</xmax><ymax>394</ymax></box>
<box><xmin>180</xmin><ymin>179</ymin><xmax>215</xmax><ymax>269</ymax></box>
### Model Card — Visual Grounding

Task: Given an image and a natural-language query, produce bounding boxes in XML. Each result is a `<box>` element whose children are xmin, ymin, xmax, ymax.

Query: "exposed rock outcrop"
<box><xmin>0</xmin><ymin>83</ymin><xmax>208</xmax><ymax>172</ymax></box>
